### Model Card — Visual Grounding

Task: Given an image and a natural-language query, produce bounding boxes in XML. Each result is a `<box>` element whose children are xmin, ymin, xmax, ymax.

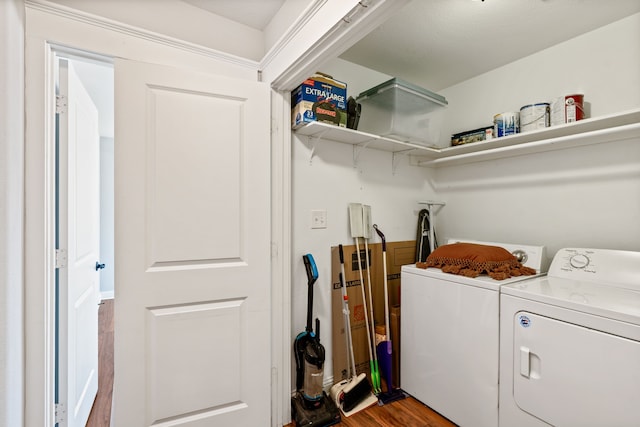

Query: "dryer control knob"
<box><xmin>569</xmin><ymin>254</ymin><xmax>590</xmax><ymax>269</ymax></box>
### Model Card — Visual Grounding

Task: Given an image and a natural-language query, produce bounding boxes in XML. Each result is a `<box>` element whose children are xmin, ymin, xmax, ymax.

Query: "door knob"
<box><xmin>95</xmin><ymin>261</ymin><xmax>106</xmax><ymax>271</ymax></box>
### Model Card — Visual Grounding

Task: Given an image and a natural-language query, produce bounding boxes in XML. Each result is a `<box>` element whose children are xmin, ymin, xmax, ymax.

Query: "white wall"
<box><xmin>435</xmin><ymin>13</ymin><xmax>640</xmax><ymax>257</ymax></box>
<box><xmin>290</xmin><ymin>13</ymin><xmax>640</xmax><ymax>390</ymax></box>
<box><xmin>0</xmin><ymin>0</ymin><xmax>24</xmax><ymax>425</ymax></box>
<box><xmin>45</xmin><ymin>0</ymin><xmax>265</xmax><ymax>61</ymax></box>
<box><xmin>290</xmin><ymin>60</ymin><xmax>437</xmax><ymax>385</ymax></box>
<box><xmin>438</xmin><ymin>13</ymin><xmax>640</xmax><ymax>143</ymax></box>
<box><xmin>291</xmin><ymin>137</ymin><xmax>436</xmax><ymax>385</ymax></box>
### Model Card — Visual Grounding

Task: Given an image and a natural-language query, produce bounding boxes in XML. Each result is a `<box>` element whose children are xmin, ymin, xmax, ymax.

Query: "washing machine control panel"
<box><xmin>555</xmin><ymin>249</ymin><xmax>597</xmax><ymax>274</ymax></box>
<box><xmin>549</xmin><ymin>248</ymin><xmax>640</xmax><ymax>287</ymax></box>
<box><xmin>569</xmin><ymin>253</ymin><xmax>591</xmax><ymax>269</ymax></box>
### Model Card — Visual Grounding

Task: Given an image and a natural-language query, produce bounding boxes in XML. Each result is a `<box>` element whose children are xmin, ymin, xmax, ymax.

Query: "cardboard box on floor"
<box><xmin>331</xmin><ymin>241</ymin><xmax>415</xmax><ymax>387</ymax></box>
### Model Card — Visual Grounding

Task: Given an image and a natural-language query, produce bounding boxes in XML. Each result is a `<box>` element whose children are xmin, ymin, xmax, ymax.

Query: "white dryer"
<box><xmin>401</xmin><ymin>239</ymin><xmax>546</xmax><ymax>427</ymax></box>
<box><xmin>499</xmin><ymin>248</ymin><xmax>640</xmax><ymax>427</ymax></box>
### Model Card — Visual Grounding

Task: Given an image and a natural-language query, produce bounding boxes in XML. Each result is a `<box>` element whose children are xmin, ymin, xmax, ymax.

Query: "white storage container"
<box><xmin>356</xmin><ymin>78</ymin><xmax>448</xmax><ymax>148</ymax></box>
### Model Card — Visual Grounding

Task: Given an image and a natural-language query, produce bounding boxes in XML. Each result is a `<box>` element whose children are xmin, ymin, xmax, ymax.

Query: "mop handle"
<box><xmin>373</xmin><ymin>225</ymin><xmax>390</xmax><ymax>341</ymax></box>
<box><xmin>355</xmin><ymin>238</ymin><xmax>374</xmax><ymax>361</ymax></box>
<box><xmin>382</xmin><ymin>252</ymin><xmax>390</xmax><ymax>341</ymax></box>
<box><xmin>339</xmin><ymin>245</ymin><xmax>358</xmax><ymax>378</ymax></box>
<box><xmin>363</xmin><ymin>238</ymin><xmax>377</xmax><ymax>362</ymax></box>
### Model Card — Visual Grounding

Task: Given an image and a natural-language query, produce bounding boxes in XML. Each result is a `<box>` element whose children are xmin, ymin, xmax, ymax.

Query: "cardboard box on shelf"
<box><xmin>292</xmin><ymin>73</ymin><xmax>347</xmax><ymax>129</ymax></box>
<box><xmin>331</xmin><ymin>241</ymin><xmax>414</xmax><ymax>385</ymax></box>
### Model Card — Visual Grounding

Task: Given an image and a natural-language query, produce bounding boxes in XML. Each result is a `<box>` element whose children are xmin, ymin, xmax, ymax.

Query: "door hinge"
<box><xmin>55</xmin><ymin>402</ymin><xmax>66</xmax><ymax>424</ymax></box>
<box><xmin>55</xmin><ymin>248</ymin><xmax>67</xmax><ymax>269</ymax></box>
<box><xmin>56</xmin><ymin>95</ymin><xmax>67</xmax><ymax>114</ymax></box>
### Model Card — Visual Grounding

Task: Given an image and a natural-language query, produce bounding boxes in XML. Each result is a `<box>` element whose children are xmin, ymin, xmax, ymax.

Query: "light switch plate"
<box><xmin>311</xmin><ymin>210</ymin><xmax>327</xmax><ymax>229</ymax></box>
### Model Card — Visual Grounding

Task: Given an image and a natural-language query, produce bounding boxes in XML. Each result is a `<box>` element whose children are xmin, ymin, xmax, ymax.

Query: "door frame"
<box><xmin>264</xmin><ymin>1</ymin><xmax>407</xmax><ymax>423</ymax></box>
<box><xmin>26</xmin><ymin>42</ymin><xmax>111</xmax><ymax>427</ymax></box>
<box><xmin>24</xmin><ymin>10</ymin><xmax>261</xmax><ymax>425</ymax></box>
<box><xmin>23</xmin><ymin>1</ymin><xmax>403</xmax><ymax>426</ymax></box>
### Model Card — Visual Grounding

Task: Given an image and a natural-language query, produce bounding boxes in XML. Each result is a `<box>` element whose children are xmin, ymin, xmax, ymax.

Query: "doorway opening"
<box><xmin>54</xmin><ymin>52</ymin><xmax>114</xmax><ymax>427</ymax></box>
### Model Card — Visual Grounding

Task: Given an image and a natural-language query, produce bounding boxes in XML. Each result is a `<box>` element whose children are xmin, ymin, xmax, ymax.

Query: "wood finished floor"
<box><xmin>285</xmin><ymin>393</ymin><xmax>456</xmax><ymax>427</ymax></box>
<box><xmin>84</xmin><ymin>299</ymin><xmax>456</xmax><ymax>427</ymax></box>
<box><xmin>86</xmin><ymin>298</ymin><xmax>114</xmax><ymax>427</ymax></box>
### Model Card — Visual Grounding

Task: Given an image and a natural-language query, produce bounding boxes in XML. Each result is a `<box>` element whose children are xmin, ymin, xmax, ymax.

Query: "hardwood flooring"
<box><xmin>86</xmin><ymin>299</ymin><xmax>114</xmax><ymax>427</ymax></box>
<box><xmin>84</xmin><ymin>300</ymin><xmax>456</xmax><ymax>427</ymax></box>
<box><xmin>285</xmin><ymin>394</ymin><xmax>456</xmax><ymax>427</ymax></box>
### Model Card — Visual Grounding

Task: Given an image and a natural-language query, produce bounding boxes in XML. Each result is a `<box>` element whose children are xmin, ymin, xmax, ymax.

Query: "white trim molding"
<box><xmin>25</xmin><ymin>0</ymin><xmax>260</xmax><ymax>71</ymax></box>
<box><xmin>0</xmin><ymin>0</ymin><xmax>25</xmax><ymax>425</ymax></box>
<box><xmin>260</xmin><ymin>0</ymin><xmax>328</xmax><ymax>75</ymax></box>
<box><xmin>263</xmin><ymin>0</ymin><xmax>409</xmax><ymax>91</ymax></box>
<box><xmin>269</xmin><ymin>88</ymin><xmax>293</xmax><ymax>426</ymax></box>
<box><xmin>24</xmin><ymin>37</ymin><xmax>58</xmax><ymax>427</ymax></box>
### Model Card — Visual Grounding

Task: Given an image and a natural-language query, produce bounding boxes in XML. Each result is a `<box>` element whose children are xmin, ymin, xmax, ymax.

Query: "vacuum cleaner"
<box><xmin>291</xmin><ymin>254</ymin><xmax>341</xmax><ymax>427</ymax></box>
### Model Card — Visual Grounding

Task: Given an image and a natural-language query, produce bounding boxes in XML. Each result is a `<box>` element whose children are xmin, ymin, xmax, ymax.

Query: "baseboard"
<box><xmin>100</xmin><ymin>290</ymin><xmax>114</xmax><ymax>300</ymax></box>
<box><xmin>324</xmin><ymin>376</ymin><xmax>334</xmax><ymax>391</ymax></box>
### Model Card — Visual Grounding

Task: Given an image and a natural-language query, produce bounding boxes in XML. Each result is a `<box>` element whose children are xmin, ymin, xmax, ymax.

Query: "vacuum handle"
<box><xmin>302</xmin><ymin>254</ymin><xmax>318</xmax><ymax>334</ymax></box>
<box><xmin>373</xmin><ymin>224</ymin><xmax>386</xmax><ymax>251</ymax></box>
<box><xmin>339</xmin><ymin>244</ymin><xmax>344</xmax><ymax>264</ymax></box>
<box><xmin>315</xmin><ymin>318</ymin><xmax>320</xmax><ymax>341</ymax></box>
<box><xmin>303</xmin><ymin>254</ymin><xmax>318</xmax><ymax>286</ymax></box>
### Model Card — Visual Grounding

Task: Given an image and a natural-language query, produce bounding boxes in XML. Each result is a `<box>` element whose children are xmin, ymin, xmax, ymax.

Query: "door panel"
<box><xmin>513</xmin><ymin>311</ymin><xmax>640</xmax><ymax>427</ymax></box>
<box><xmin>113</xmin><ymin>59</ymin><xmax>270</xmax><ymax>426</ymax></box>
<box><xmin>57</xmin><ymin>58</ymin><xmax>101</xmax><ymax>427</ymax></box>
<box><xmin>146</xmin><ymin>86</ymin><xmax>242</xmax><ymax>265</ymax></box>
<box><xmin>147</xmin><ymin>300</ymin><xmax>244</xmax><ymax>421</ymax></box>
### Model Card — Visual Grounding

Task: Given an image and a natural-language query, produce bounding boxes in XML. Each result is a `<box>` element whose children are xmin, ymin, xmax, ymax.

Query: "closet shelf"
<box><xmin>293</xmin><ymin>108</ymin><xmax>640</xmax><ymax>167</ymax></box>
<box><xmin>294</xmin><ymin>121</ymin><xmax>438</xmax><ymax>154</ymax></box>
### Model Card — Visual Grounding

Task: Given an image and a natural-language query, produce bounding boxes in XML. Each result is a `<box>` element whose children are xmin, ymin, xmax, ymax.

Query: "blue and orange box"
<box><xmin>292</xmin><ymin>73</ymin><xmax>347</xmax><ymax>129</ymax></box>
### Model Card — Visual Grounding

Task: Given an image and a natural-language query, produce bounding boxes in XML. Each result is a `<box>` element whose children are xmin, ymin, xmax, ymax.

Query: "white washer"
<box><xmin>401</xmin><ymin>239</ymin><xmax>546</xmax><ymax>427</ymax></box>
<box><xmin>499</xmin><ymin>248</ymin><xmax>640</xmax><ymax>427</ymax></box>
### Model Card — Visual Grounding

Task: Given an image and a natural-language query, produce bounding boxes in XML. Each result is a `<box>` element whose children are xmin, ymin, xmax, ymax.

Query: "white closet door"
<box><xmin>113</xmin><ymin>59</ymin><xmax>271</xmax><ymax>426</ymax></box>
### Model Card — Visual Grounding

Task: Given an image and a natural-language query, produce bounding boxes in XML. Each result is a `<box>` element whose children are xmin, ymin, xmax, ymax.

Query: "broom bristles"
<box><xmin>342</xmin><ymin>374</ymin><xmax>372</xmax><ymax>413</ymax></box>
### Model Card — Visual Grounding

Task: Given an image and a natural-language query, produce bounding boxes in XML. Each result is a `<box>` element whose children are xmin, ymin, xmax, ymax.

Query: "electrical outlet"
<box><xmin>311</xmin><ymin>210</ymin><xmax>327</xmax><ymax>229</ymax></box>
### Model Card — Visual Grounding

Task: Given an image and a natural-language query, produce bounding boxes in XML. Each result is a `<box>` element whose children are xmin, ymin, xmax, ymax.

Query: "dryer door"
<box><xmin>513</xmin><ymin>311</ymin><xmax>640</xmax><ymax>427</ymax></box>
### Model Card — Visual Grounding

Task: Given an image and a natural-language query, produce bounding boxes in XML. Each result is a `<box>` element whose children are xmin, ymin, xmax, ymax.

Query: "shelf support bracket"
<box><xmin>391</xmin><ymin>149</ymin><xmax>414</xmax><ymax>174</ymax></box>
<box><xmin>352</xmin><ymin>139</ymin><xmax>375</xmax><ymax>167</ymax></box>
<box><xmin>308</xmin><ymin>138</ymin><xmax>316</xmax><ymax>165</ymax></box>
<box><xmin>306</xmin><ymin>130</ymin><xmax>329</xmax><ymax>165</ymax></box>
<box><xmin>392</xmin><ymin>152</ymin><xmax>401</xmax><ymax>175</ymax></box>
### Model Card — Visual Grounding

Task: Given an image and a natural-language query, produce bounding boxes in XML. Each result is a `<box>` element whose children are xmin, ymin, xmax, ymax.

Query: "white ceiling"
<box><xmin>176</xmin><ymin>0</ymin><xmax>640</xmax><ymax>91</ymax></box>
<box><xmin>181</xmin><ymin>0</ymin><xmax>286</xmax><ymax>30</ymax></box>
<box><xmin>340</xmin><ymin>0</ymin><xmax>640</xmax><ymax>91</ymax></box>
<box><xmin>69</xmin><ymin>0</ymin><xmax>640</xmax><ymax>138</ymax></box>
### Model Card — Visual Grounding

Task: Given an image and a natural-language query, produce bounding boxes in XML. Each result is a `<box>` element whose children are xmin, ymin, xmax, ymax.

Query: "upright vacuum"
<box><xmin>292</xmin><ymin>254</ymin><xmax>341</xmax><ymax>427</ymax></box>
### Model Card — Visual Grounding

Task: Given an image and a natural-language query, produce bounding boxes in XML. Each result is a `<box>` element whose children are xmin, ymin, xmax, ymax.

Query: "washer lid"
<box><xmin>401</xmin><ymin>264</ymin><xmax>544</xmax><ymax>291</ymax></box>
<box><xmin>401</xmin><ymin>239</ymin><xmax>546</xmax><ymax>291</ymax></box>
<box><xmin>502</xmin><ymin>276</ymin><xmax>640</xmax><ymax>326</ymax></box>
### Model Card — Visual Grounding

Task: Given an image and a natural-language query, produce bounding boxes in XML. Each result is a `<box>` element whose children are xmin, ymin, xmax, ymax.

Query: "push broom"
<box><xmin>329</xmin><ymin>244</ymin><xmax>377</xmax><ymax>416</ymax></box>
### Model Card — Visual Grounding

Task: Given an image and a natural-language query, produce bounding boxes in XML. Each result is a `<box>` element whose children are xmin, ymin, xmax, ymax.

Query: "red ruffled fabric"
<box><xmin>415</xmin><ymin>242</ymin><xmax>536</xmax><ymax>280</ymax></box>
